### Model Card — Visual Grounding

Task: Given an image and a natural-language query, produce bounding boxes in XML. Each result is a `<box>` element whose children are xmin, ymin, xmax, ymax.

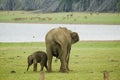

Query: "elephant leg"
<box><xmin>45</xmin><ymin>64</ymin><xmax>48</xmax><ymax>71</ymax></box>
<box><xmin>48</xmin><ymin>56</ymin><xmax>52</xmax><ymax>72</ymax></box>
<box><xmin>33</xmin><ymin>63</ymin><xmax>37</xmax><ymax>71</ymax></box>
<box><xmin>66</xmin><ymin>56</ymin><xmax>70</xmax><ymax>71</ymax></box>
<box><xmin>66</xmin><ymin>45</ymin><xmax>71</xmax><ymax>71</ymax></box>
<box><xmin>66</xmin><ymin>51</ymin><xmax>70</xmax><ymax>71</ymax></box>
<box><xmin>40</xmin><ymin>63</ymin><xmax>44</xmax><ymax>71</ymax></box>
<box><xmin>60</xmin><ymin>58</ymin><xmax>68</xmax><ymax>72</ymax></box>
<box><xmin>33</xmin><ymin>60</ymin><xmax>37</xmax><ymax>72</ymax></box>
<box><xmin>47</xmin><ymin>49</ymin><xmax>53</xmax><ymax>72</ymax></box>
<box><xmin>59</xmin><ymin>50</ymin><xmax>68</xmax><ymax>72</ymax></box>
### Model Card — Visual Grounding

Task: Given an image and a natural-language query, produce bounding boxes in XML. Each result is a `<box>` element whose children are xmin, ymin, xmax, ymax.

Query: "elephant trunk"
<box><xmin>27</xmin><ymin>65</ymin><xmax>30</xmax><ymax>71</ymax></box>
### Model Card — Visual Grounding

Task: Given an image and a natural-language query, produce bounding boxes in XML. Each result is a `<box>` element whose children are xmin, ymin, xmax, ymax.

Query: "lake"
<box><xmin>0</xmin><ymin>23</ymin><xmax>120</xmax><ymax>42</ymax></box>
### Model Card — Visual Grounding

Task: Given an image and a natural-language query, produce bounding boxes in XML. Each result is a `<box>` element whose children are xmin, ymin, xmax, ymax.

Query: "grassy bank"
<box><xmin>0</xmin><ymin>41</ymin><xmax>120</xmax><ymax>80</ymax></box>
<box><xmin>0</xmin><ymin>11</ymin><xmax>120</xmax><ymax>24</ymax></box>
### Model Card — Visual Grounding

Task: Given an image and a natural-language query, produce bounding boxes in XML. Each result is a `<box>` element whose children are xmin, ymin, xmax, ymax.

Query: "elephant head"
<box><xmin>27</xmin><ymin>55</ymin><xmax>33</xmax><ymax>71</ymax></box>
<box><xmin>71</xmin><ymin>32</ymin><xmax>79</xmax><ymax>44</ymax></box>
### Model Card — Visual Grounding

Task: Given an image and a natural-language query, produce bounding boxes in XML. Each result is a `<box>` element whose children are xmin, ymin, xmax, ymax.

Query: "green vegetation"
<box><xmin>0</xmin><ymin>41</ymin><xmax>120</xmax><ymax>80</ymax></box>
<box><xmin>117</xmin><ymin>1</ymin><xmax>120</xmax><ymax>12</ymax></box>
<box><xmin>0</xmin><ymin>0</ymin><xmax>118</xmax><ymax>12</ymax></box>
<box><xmin>0</xmin><ymin>11</ymin><xmax>120</xmax><ymax>24</ymax></box>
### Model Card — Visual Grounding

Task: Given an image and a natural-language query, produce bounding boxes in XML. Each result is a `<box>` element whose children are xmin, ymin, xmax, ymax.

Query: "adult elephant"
<box><xmin>45</xmin><ymin>27</ymin><xmax>79</xmax><ymax>72</ymax></box>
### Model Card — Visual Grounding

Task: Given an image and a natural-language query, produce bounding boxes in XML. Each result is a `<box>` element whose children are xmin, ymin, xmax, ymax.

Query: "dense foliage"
<box><xmin>0</xmin><ymin>0</ymin><xmax>119</xmax><ymax>12</ymax></box>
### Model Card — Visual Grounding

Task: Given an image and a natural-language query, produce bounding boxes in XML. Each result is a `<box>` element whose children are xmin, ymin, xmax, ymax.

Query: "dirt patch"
<box><xmin>110</xmin><ymin>59</ymin><xmax>119</xmax><ymax>62</ymax></box>
<box><xmin>10</xmin><ymin>70</ymin><xmax>16</xmax><ymax>73</ymax></box>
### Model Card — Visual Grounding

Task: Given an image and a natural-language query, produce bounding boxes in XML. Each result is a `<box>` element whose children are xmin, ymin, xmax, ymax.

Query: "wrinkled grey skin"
<box><xmin>45</xmin><ymin>27</ymin><xmax>79</xmax><ymax>72</ymax></box>
<box><xmin>27</xmin><ymin>51</ymin><xmax>48</xmax><ymax>72</ymax></box>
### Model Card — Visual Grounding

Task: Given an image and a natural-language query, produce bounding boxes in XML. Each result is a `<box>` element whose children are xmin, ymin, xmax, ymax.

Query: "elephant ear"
<box><xmin>28</xmin><ymin>55</ymin><xmax>33</xmax><ymax>65</ymax></box>
<box><xmin>71</xmin><ymin>32</ymin><xmax>79</xmax><ymax>44</ymax></box>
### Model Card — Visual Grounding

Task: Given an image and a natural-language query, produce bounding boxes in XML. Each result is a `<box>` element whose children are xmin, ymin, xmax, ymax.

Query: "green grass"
<box><xmin>0</xmin><ymin>41</ymin><xmax>120</xmax><ymax>80</ymax></box>
<box><xmin>0</xmin><ymin>11</ymin><xmax>120</xmax><ymax>24</ymax></box>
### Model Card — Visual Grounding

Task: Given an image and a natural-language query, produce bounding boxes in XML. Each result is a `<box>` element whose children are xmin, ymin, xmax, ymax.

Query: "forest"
<box><xmin>0</xmin><ymin>0</ymin><xmax>120</xmax><ymax>12</ymax></box>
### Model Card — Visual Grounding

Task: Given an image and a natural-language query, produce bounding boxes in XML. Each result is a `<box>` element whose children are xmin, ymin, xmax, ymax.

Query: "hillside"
<box><xmin>0</xmin><ymin>0</ymin><xmax>120</xmax><ymax>12</ymax></box>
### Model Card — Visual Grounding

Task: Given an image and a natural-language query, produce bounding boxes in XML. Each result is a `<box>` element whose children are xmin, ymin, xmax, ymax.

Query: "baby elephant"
<box><xmin>27</xmin><ymin>51</ymin><xmax>48</xmax><ymax>72</ymax></box>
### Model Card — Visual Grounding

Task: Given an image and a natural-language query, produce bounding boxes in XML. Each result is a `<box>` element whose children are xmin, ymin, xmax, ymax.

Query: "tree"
<box><xmin>4</xmin><ymin>0</ymin><xmax>15</xmax><ymax>10</ymax></box>
<box><xmin>117</xmin><ymin>1</ymin><xmax>120</xmax><ymax>12</ymax></box>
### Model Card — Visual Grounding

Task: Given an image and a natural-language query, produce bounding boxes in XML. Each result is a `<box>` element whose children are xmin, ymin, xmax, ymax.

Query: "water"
<box><xmin>0</xmin><ymin>23</ymin><xmax>120</xmax><ymax>42</ymax></box>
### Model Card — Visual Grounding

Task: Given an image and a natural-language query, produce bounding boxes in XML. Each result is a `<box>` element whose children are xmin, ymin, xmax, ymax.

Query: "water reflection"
<box><xmin>0</xmin><ymin>23</ymin><xmax>120</xmax><ymax>42</ymax></box>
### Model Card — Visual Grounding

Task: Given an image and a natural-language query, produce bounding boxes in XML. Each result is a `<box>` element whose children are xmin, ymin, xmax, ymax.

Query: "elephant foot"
<box><xmin>47</xmin><ymin>71</ymin><xmax>52</xmax><ymax>73</ymax></box>
<box><xmin>67</xmin><ymin>68</ymin><xmax>70</xmax><ymax>71</ymax></box>
<box><xmin>34</xmin><ymin>70</ymin><xmax>37</xmax><ymax>72</ymax></box>
<box><xmin>33</xmin><ymin>68</ymin><xmax>37</xmax><ymax>72</ymax></box>
<box><xmin>47</xmin><ymin>69</ymin><xmax>52</xmax><ymax>72</ymax></box>
<box><xmin>59</xmin><ymin>69</ymin><xmax>69</xmax><ymax>73</ymax></box>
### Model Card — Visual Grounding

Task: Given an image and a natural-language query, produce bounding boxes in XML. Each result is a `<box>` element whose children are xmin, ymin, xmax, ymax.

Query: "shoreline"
<box><xmin>0</xmin><ymin>22</ymin><xmax>120</xmax><ymax>25</ymax></box>
<box><xmin>0</xmin><ymin>40</ymin><xmax>120</xmax><ymax>43</ymax></box>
